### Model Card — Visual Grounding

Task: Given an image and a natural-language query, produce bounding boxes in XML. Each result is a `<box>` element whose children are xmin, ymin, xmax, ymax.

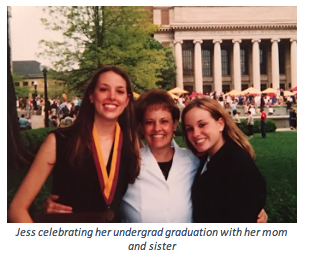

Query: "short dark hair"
<box><xmin>135</xmin><ymin>89</ymin><xmax>180</xmax><ymax>125</ymax></box>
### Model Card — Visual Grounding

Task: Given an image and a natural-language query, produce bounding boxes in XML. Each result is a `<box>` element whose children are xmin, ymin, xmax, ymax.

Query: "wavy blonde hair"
<box><xmin>181</xmin><ymin>98</ymin><xmax>255</xmax><ymax>159</ymax></box>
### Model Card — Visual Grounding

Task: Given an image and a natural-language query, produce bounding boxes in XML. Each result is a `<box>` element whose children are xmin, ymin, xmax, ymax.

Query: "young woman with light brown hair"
<box><xmin>182</xmin><ymin>97</ymin><xmax>266</xmax><ymax>223</ymax></box>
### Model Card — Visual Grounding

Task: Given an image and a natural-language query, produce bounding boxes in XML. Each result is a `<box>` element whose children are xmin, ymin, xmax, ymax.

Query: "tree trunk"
<box><xmin>7</xmin><ymin>9</ymin><xmax>32</xmax><ymax>170</ymax></box>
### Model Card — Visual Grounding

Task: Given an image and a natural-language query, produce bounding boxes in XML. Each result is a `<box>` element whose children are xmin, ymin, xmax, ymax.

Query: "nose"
<box><xmin>154</xmin><ymin>121</ymin><xmax>161</xmax><ymax>132</ymax></box>
<box><xmin>108</xmin><ymin>89</ymin><xmax>116</xmax><ymax>100</ymax></box>
<box><xmin>192</xmin><ymin>127</ymin><xmax>200</xmax><ymax>138</ymax></box>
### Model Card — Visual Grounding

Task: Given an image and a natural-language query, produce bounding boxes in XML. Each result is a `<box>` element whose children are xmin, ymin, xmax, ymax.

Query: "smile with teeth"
<box><xmin>104</xmin><ymin>104</ymin><xmax>117</xmax><ymax>108</ymax></box>
<box><xmin>153</xmin><ymin>135</ymin><xmax>164</xmax><ymax>138</ymax></box>
<box><xmin>195</xmin><ymin>139</ymin><xmax>205</xmax><ymax>144</ymax></box>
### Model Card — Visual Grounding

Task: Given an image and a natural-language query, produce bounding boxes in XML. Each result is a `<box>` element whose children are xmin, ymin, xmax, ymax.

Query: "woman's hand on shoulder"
<box><xmin>42</xmin><ymin>195</ymin><xmax>73</xmax><ymax>214</ymax></box>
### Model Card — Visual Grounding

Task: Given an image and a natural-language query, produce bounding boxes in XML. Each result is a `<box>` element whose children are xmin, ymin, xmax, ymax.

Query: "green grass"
<box><xmin>175</xmin><ymin>131</ymin><xmax>297</xmax><ymax>223</ymax></box>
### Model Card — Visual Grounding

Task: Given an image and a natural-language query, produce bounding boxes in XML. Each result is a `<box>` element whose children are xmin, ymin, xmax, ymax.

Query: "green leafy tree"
<box><xmin>38</xmin><ymin>6</ymin><xmax>171</xmax><ymax>93</ymax></box>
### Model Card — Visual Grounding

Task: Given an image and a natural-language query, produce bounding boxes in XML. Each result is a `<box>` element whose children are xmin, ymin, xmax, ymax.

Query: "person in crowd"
<box><xmin>231</xmin><ymin>99</ymin><xmax>237</xmax><ymax>115</ymax></box>
<box><xmin>290</xmin><ymin>108</ymin><xmax>297</xmax><ymax>130</ymax></box>
<box><xmin>50</xmin><ymin>100</ymin><xmax>58</xmax><ymax>116</ymax></box>
<box><xmin>260</xmin><ymin>108</ymin><xmax>267</xmax><ymax>138</ymax></box>
<box><xmin>232</xmin><ymin>110</ymin><xmax>241</xmax><ymax>128</ymax></box>
<box><xmin>178</xmin><ymin>94</ymin><xmax>185</xmax><ymax>107</ymax></box>
<box><xmin>49</xmin><ymin>115</ymin><xmax>58</xmax><ymax>128</ymax></box>
<box><xmin>278</xmin><ymin>94</ymin><xmax>284</xmax><ymax>105</ymax></box>
<box><xmin>248</xmin><ymin>104</ymin><xmax>256</xmax><ymax>116</ymax></box>
<box><xmin>268</xmin><ymin>105</ymin><xmax>274</xmax><ymax>115</ymax></box>
<box><xmin>218</xmin><ymin>95</ymin><xmax>224</xmax><ymax>108</ymax></box>
<box><xmin>19</xmin><ymin>114</ymin><xmax>31</xmax><ymax>131</ymax></box>
<box><xmin>8</xmin><ymin>66</ymin><xmax>141</xmax><ymax>223</ymax></box>
<box><xmin>181</xmin><ymin>98</ymin><xmax>266</xmax><ymax>222</ymax></box>
<box><xmin>260</xmin><ymin>94</ymin><xmax>265</xmax><ymax>109</ymax></box>
<box><xmin>247</xmin><ymin>110</ymin><xmax>254</xmax><ymax>137</ymax></box>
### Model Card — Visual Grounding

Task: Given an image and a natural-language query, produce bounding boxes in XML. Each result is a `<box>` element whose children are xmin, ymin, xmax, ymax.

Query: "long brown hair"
<box><xmin>58</xmin><ymin>65</ymin><xmax>141</xmax><ymax>183</ymax></box>
<box><xmin>181</xmin><ymin>98</ymin><xmax>255</xmax><ymax>159</ymax></box>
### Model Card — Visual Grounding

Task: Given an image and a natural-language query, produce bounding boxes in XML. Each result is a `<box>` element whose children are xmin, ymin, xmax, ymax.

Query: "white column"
<box><xmin>174</xmin><ymin>40</ymin><xmax>183</xmax><ymax>88</ymax></box>
<box><xmin>290</xmin><ymin>38</ymin><xmax>297</xmax><ymax>89</ymax></box>
<box><xmin>271</xmin><ymin>38</ymin><xmax>280</xmax><ymax>89</ymax></box>
<box><xmin>194</xmin><ymin>40</ymin><xmax>203</xmax><ymax>93</ymax></box>
<box><xmin>232</xmin><ymin>39</ymin><xmax>242</xmax><ymax>91</ymax></box>
<box><xmin>252</xmin><ymin>39</ymin><xmax>261</xmax><ymax>91</ymax></box>
<box><xmin>153</xmin><ymin>9</ymin><xmax>161</xmax><ymax>25</ymax></box>
<box><xmin>213</xmin><ymin>39</ymin><xmax>222</xmax><ymax>94</ymax></box>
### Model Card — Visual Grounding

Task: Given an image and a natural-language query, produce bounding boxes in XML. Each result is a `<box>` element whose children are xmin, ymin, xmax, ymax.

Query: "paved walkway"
<box><xmin>30</xmin><ymin>114</ymin><xmax>45</xmax><ymax>129</ymax></box>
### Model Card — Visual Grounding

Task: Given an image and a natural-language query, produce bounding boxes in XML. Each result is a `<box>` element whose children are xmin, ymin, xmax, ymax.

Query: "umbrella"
<box><xmin>168</xmin><ymin>87</ymin><xmax>189</xmax><ymax>95</ymax></box>
<box><xmin>224</xmin><ymin>89</ymin><xmax>242</xmax><ymax>96</ymax></box>
<box><xmin>241</xmin><ymin>87</ymin><xmax>261</xmax><ymax>95</ymax></box>
<box><xmin>290</xmin><ymin>86</ymin><xmax>297</xmax><ymax>91</ymax></box>
<box><xmin>188</xmin><ymin>92</ymin><xmax>206</xmax><ymax>98</ymax></box>
<box><xmin>133</xmin><ymin>92</ymin><xmax>140</xmax><ymax>99</ymax></box>
<box><xmin>283</xmin><ymin>90</ymin><xmax>293</xmax><ymax>97</ymax></box>
<box><xmin>261</xmin><ymin>88</ymin><xmax>277</xmax><ymax>94</ymax></box>
<box><xmin>168</xmin><ymin>92</ymin><xmax>179</xmax><ymax>100</ymax></box>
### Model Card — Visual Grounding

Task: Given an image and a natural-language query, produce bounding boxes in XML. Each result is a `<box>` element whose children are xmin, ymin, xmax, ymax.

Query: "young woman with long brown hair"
<box><xmin>8</xmin><ymin>66</ymin><xmax>141</xmax><ymax>223</ymax></box>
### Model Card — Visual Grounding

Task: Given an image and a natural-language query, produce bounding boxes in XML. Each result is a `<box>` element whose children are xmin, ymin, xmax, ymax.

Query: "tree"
<box><xmin>7</xmin><ymin>9</ymin><xmax>32</xmax><ymax>170</ymax></box>
<box><xmin>38</xmin><ymin>6</ymin><xmax>171</xmax><ymax>93</ymax></box>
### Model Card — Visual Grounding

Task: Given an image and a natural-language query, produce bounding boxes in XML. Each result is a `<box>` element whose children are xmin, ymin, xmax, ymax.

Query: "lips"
<box><xmin>195</xmin><ymin>138</ymin><xmax>206</xmax><ymax>144</ymax></box>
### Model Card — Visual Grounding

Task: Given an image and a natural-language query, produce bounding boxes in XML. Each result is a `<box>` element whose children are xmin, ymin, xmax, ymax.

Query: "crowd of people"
<box><xmin>176</xmin><ymin>88</ymin><xmax>297</xmax><ymax>131</ymax></box>
<box><xmin>17</xmin><ymin>95</ymin><xmax>83</xmax><ymax>129</ymax></box>
<box><xmin>9</xmin><ymin>66</ymin><xmax>267</xmax><ymax>223</ymax></box>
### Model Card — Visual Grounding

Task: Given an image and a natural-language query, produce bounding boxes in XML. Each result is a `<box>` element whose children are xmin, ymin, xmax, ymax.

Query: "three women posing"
<box><xmin>9</xmin><ymin>67</ymin><xmax>266</xmax><ymax>223</ymax></box>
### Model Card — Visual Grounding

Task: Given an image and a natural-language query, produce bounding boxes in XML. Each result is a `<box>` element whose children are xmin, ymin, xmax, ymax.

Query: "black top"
<box><xmin>50</xmin><ymin>126</ymin><xmax>133</xmax><ymax>222</ymax></box>
<box><xmin>192</xmin><ymin>140</ymin><xmax>266</xmax><ymax>223</ymax></box>
<box><xmin>158</xmin><ymin>158</ymin><xmax>173</xmax><ymax>180</ymax></box>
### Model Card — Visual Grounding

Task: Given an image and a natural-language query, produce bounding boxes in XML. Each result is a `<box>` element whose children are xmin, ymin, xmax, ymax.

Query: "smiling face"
<box><xmin>89</xmin><ymin>71</ymin><xmax>129</xmax><ymax>122</ymax></box>
<box><xmin>142</xmin><ymin>106</ymin><xmax>178</xmax><ymax>153</ymax></box>
<box><xmin>184</xmin><ymin>107</ymin><xmax>225</xmax><ymax>157</ymax></box>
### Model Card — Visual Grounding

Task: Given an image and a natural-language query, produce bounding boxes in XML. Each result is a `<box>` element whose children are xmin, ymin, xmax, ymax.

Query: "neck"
<box><xmin>94</xmin><ymin>115</ymin><xmax>117</xmax><ymax>138</ymax></box>
<box><xmin>150</xmin><ymin>145</ymin><xmax>174</xmax><ymax>162</ymax></box>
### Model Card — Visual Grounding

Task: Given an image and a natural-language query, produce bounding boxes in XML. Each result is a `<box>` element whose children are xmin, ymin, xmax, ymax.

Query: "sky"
<box><xmin>10</xmin><ymin>6</ymin><xmax>64</xmax><ymax>67</ymax></box>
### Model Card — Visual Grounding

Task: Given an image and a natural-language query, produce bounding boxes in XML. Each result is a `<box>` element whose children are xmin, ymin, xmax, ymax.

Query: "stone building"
<box><xmin>151</xmin><ymin>6</ymin><xmax>297</xmax><ymax>94</ymax></box>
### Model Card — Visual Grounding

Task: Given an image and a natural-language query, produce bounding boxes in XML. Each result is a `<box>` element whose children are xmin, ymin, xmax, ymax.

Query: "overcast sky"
<box><xmin>10</xmin><ymin>6</ymin><xmax>64</xmax><ymax>67</ymax></box>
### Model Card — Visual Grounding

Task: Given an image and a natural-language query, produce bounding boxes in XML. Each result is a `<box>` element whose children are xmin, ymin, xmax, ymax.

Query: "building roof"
<box><xmin>12</xmin><ymin>60</ymin><xmax>43</xmax><ymax>79</ymax></box>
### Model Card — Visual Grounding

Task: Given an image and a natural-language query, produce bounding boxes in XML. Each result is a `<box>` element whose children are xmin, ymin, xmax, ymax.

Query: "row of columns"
<box><xmin>174</xmin><ymin>38</ymin><xmax>297</xmax><ymax>93</ymax></box>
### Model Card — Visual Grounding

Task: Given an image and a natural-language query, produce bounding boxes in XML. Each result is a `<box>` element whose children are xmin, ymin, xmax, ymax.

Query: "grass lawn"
<box><xmin>175</xmin><ymin>131</ymin><xmax>297</xmax><ymax>223</ymax></box>
<box><xmin>8</xmin><ymin>131</ymin><xmax>297</xmax><ymax>223</ymax></box>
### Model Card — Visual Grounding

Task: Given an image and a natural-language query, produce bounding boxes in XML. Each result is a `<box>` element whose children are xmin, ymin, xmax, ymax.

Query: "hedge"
<box><xmin>237</xmin><ymin>119</ymin><xmax>277</xmax><ymax>135</ymax></box>
<box><xmin>21</xmin><ymin>127</ymin><xmax>54</xmax><ymax>154</ymax></box>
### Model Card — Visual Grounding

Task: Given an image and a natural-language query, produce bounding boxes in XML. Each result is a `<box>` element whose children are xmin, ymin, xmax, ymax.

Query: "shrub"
<box><xmin>237</xmin><ymin>119</ymin><xmax>277</xmax><ymax>135</ymax></box>
<box><xmin>176</xmin><ymin>121</ymin><xmax>183</xmax><ymax>136</ymax></box>
<box><xmin>21</xmin><ymin>127</ymin><xmax>54</xmax><ymax>154</ymax></box>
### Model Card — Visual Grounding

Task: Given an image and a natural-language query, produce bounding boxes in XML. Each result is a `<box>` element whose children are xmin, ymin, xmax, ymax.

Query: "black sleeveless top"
<box><xmin>51</xmin><ymin>126</ymin><xmax>133</xmax><ymax>222</ymax></box>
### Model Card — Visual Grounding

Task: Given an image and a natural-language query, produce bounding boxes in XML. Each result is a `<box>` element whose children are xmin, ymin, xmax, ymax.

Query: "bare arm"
<box><xmin>8</xmin><ymin>133</ymin><xmax>56</xmax><ymax>223</ymax></box>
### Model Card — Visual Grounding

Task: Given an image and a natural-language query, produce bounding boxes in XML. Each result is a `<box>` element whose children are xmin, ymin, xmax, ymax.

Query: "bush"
<box><xmin>237</xmin><ymin>119</ymin><xmax>277</xmax><ymax>135</ymax></box>
<box><xmin>21</xmin><ymin>127</ymin><xmax>54</xmax><ymax>154</ymax></box>
<box><xmin>176</xmin><ymin>121</ymin><xmax>183</xmax><ymax>136</ymax></box>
